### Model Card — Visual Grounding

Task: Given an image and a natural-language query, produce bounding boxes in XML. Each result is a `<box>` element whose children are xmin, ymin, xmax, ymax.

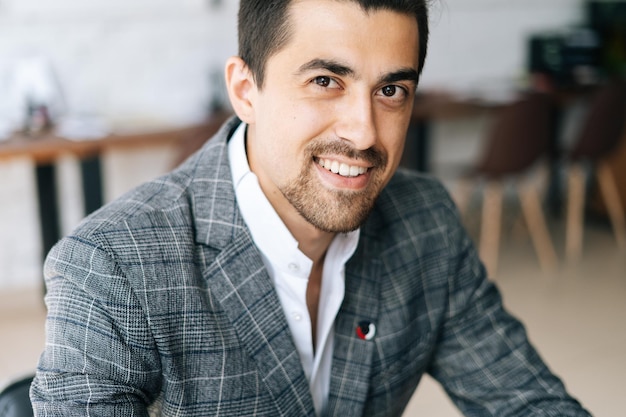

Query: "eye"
<box><xmin>380</xmin><ymin>85</ymin><xmax>408</xmax><ymax>98</ymax></box>
<box><xmin>312</xmin><ymin>76</ymin><xmax>339</xmax><ymax>89</ymax></box>
<box><xmin>376</xmin><ymin>84</ymin><xmax>410</xmax><ymax>104</ymax></box>
<box><xmin>381</xmin><ymin>85</ymin><xmax>398</xmax><ymax>97</ymax></box>
<box><xmin>314</xmin><ymin>76</ymin><xmax>331</xmax><ymax>87</ymax></box>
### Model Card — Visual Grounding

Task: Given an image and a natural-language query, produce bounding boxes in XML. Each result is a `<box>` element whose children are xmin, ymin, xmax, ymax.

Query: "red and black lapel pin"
<box><xmin>356</xmin><ymin>321</ymin><xmax>376</xmax><ymax>341</ymax></box>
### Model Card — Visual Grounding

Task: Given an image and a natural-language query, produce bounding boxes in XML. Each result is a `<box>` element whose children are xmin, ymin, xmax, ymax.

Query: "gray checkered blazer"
<box><xmin>31</xmin><ymin>117</ymin><xmax>590</xmax><ymax>416</ymax></box>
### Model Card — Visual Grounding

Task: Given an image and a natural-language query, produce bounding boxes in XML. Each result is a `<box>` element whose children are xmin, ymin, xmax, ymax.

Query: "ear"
<box><xmin>224</xmin><ymin>56</ymin><xmax>257</xmax><ymax>124</ymax></box>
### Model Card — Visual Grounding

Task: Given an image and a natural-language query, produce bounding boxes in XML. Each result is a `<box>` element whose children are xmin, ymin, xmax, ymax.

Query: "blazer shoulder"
<box><xmin>377</xmin><ymin>168</ymin><xmax>459</xmax><ymax>221</ymax></box>
<box><xmin>363</xmin><ymin>168</ymin><xmax>467</xmax><ymax>255</ymax></box>
<box><xmin>70</xmin><ymin>169</ymin><xmax>194</xmax><ymax>243</ymax></box>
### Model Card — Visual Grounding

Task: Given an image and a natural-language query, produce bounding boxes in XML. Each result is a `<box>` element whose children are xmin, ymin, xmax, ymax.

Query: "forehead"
<box><xmin>273</xmin><ymin>0</ymin><xmax>420</xmax><ymax>73</ymax></box>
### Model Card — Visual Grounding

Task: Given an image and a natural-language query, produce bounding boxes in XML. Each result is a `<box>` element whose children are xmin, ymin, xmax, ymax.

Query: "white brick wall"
<box><xmin>0</xmin><ymin>0</ymin><xmax>584</xmax><ymax>289</ymax></box>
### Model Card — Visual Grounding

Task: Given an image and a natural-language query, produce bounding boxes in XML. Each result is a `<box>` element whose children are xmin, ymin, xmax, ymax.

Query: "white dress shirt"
<box><xmin>228</xmin><ymin>123</ymin><xmax>360</xmax><ymax>415</ymax></box>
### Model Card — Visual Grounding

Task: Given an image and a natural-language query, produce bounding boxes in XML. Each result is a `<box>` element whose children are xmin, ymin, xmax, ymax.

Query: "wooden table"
<box><xmin>0</xmin><ymin>116</ymin><xmax>230</xmax><ymax>164</ymax></box>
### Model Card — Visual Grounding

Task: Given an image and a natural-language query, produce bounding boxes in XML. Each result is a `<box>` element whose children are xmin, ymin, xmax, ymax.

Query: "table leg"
<box><xmin>402</xmin><ymin>119</ymin><xmax>430</xmax><ymax>172</ymax></box>
<box><xmin>546</xmin><ymin>102</ymin><xmax>565</xmax><ymax>216</ymax></box>
<box><xmin>415</xmin><ymin>120</ymin><xmax>430</xmax><ymax>172</ymax></box>
<box><xmin>35</xmin><ymin>164</ymin><xmax>61</xmax><ymax>262</ymax></box>
<box><xmin>80</xmin><ymin>156</ymin><xmax>103</xmax><ymax>215</ymax></box>
<box><xmin>35</xmin><ymin>156</ymin><xmax>104</xmax><ymax>296</ymax></box>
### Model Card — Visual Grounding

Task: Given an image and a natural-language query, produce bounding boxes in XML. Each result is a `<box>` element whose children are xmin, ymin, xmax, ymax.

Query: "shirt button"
<box><xmin>288</xmin><ymin>263</ymin><xmax>300</xmax><ymax>273</ymax></box>
<box><xmin>292</xmin><ymin>312</ymin><xmax>303</xmax><ymax>321</ymax></box>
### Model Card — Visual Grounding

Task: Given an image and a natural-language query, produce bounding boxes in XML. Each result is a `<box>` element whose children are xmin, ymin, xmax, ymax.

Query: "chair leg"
<box><xmin>566</xmin><ymin>163</ymin><xmax>586</xmax><ymax>262</ymax></box>
<box><xmin>480</xmin><ymin>181</ymin><xmax>503</xmax><ymax>278</ymax></box>
<box><xmin>519</xmin><ymin>184</ymin><xmax>558</xmax><ymax>274</ymax></box>
<box><xmin>453</xmin><ymin>178</ymin><xmax>476</xmax><ymax>222</ymax></box>
<box><xmin>596</xmin><ymin>162</ymin><xmax>626</xmax><ymax>249</ymax></box>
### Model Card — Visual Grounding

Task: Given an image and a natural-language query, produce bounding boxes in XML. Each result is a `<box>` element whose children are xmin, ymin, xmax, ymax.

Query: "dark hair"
<box><xmin>238</xmin><ymin>0</ymin><xmax>429</xmax><ymax>89</ymax></box>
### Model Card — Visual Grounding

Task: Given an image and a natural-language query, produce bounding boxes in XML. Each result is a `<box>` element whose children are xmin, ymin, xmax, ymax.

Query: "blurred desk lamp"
<box><xmin>11</xmin><ymin>55</ymin><xmax>65</xmax><ymax>135</ymax></box>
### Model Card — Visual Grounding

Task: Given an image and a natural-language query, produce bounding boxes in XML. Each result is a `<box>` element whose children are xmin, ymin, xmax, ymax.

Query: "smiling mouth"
<box><xmin>317</xmin><ymin>158</ymin><xmax>369</xmax><ymax>177</ymax></box>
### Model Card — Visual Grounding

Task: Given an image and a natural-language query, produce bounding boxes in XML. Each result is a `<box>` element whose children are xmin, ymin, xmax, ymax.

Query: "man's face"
<box><xmin>245</xmin><ymin>0</ymin><xmax>420</xmax><ymax>233</ymax></box>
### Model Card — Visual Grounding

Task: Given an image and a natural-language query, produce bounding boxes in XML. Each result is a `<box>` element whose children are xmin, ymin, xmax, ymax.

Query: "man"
<box><xmin>31</xmin><ymin>0</ymin><xmax>591</xmax><ymax>416</ymax></box>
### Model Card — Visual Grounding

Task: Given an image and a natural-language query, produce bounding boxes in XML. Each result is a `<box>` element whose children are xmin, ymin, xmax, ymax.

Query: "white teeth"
<box><xmin>339</xmin><ymin>163</ymin><xmax>350</xmax><ymax>176</ymax></box>
<box><xmin>318</xmin><ymin>158</ymin><xmax>368</xmax><ymax>177</ymax></box>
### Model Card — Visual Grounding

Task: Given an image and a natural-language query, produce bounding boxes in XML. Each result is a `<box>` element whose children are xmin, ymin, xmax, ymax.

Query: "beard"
<box><xmin>280</xmin><ymin>140</ymin><xmax>388</xmax><ymax>233</ymax></box>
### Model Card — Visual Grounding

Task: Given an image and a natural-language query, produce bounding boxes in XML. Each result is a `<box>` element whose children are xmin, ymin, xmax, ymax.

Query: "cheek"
<box><xmin>262</xmin><ymin>103</ymin><xmax>332</xmax><ymax>159</ymax></box>
<box><xmin>288</xmin><ymin>100</ymin><xmax>335</xmax><ymax>137</ymax></box>
<box><xmin>258</xmin><ymin>92</ymin><xmax>324</xmax><ymax>137</ymax></box>
<box><xmin>253</xmin><ymin>122</ymin><xmax>308</xmax><ymax>183</ymax></box>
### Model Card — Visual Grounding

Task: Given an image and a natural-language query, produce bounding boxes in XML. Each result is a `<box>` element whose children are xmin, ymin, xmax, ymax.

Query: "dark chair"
<box><xmin>455</xmin><ymin>91</ymin><xmax>559</xmax><ymax>277</ymax></box>
<box><xmin>564</xmin><ymin>80</ymin><xmax>626</xmax><ymax>261</ymax></box>
<box><xmin>0</xmin><ymin>375</ymin><xmax>34</xmax><ymax>417</ymax></box>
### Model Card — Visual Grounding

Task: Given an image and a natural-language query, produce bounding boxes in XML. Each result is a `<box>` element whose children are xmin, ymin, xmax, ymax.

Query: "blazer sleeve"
<box><xmin>427</xmin><ymin>206</ymin><xmax>591</xmax><ymax>416</ymax></box>
<box><xmin>30</xmin><ymin>233</ymin><xmax>162</xmax><ymax>416</ymax></box>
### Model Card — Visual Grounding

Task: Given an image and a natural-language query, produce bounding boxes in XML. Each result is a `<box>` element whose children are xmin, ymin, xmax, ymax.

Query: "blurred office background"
<box><xmin>0</xmin><ymin>0</ymin><xmax>625</xmax><ymax>416</ymax></box>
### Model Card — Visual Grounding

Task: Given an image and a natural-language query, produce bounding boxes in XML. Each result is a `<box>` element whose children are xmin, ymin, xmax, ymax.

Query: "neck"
<box><xmin>277</xmin><ymin>206</ymin><xmax>334</xmax><ymax>263</ymax></box>
<box><xmin>294</xmin><ymin>225</ymin><xmax>335</xmax><ymax>265</ymax></box>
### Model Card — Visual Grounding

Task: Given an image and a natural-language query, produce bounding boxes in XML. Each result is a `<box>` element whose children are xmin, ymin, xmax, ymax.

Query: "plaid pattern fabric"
<box><xmin>31</xmin><ymin>117</ymin><xmax>591</xmax><ymax>416</ymax></box>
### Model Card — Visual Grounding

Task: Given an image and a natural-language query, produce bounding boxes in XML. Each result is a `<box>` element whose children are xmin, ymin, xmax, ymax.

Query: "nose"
<box><xmin>335</xmin><ymin>92</ymin><xmax>377</xmax><ymax>150</ymax></box>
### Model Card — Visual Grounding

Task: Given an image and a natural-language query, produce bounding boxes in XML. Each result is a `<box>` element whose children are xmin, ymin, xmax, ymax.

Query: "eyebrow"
<box><xmin>296</xmin><ymin>58</ymin><xmax>418</xmax><ymax>85</ymax></box>
<box><xmin>381</xmin><ymin>68</ymin><xmax>419</xmax><ymax>86</ymax></box>
<box><xmin>297</xmin><ymin>58</ymin><xmax>355</xmax><ymax>77</ymax></box>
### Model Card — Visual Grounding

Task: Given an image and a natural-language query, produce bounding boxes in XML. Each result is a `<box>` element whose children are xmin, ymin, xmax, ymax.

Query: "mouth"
<box><xmin>316</xmin><ymin>158</ymin><xmax>369</xmax><ymax>178</ymax></box>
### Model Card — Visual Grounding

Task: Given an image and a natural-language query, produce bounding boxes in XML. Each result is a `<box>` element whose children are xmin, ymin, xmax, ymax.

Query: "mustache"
<box><xmin>306</xmin><ymin>139</ymin><xmax>387</xmax><ymax>167</ymax></box>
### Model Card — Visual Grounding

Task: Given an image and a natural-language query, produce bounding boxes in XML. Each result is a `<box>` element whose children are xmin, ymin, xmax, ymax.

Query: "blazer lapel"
<box><xmin>187</xmin><ymin>119</ymin><xmax>315</xmax><ymax>416</ymax></box>
<box><xmin>325</xmin><ymin>229</ymin><xmax>382</xmax><ymax>417</ymax></box>
<box><xmin>202</xmin><ymin>230</ymin><xmax>316</xmax><ymax>417</ymax></box>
